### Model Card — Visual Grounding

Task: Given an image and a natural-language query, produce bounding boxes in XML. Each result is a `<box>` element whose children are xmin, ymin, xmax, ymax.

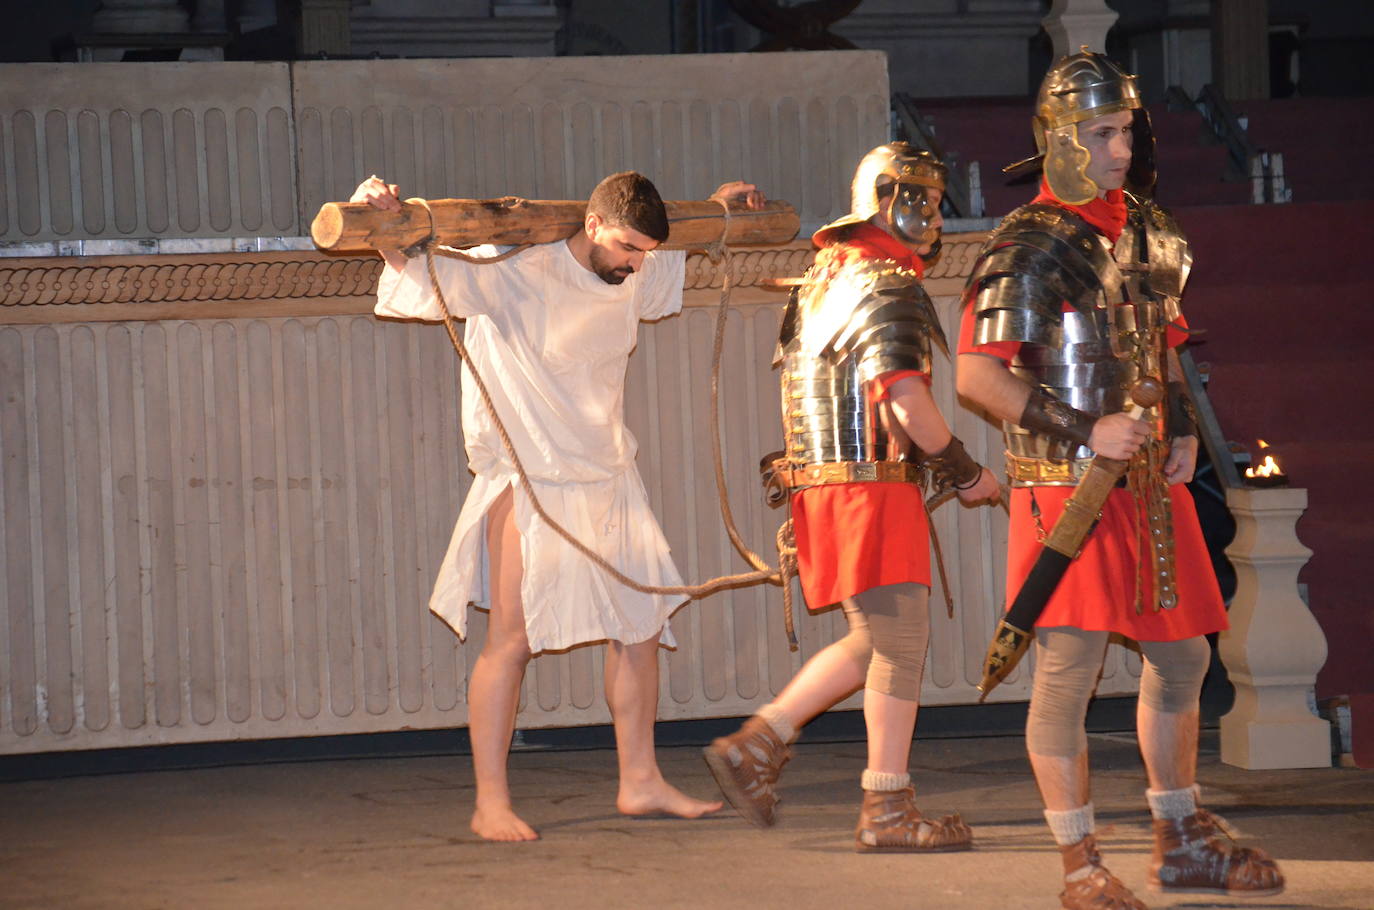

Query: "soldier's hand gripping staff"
<box><xmin>705</xmin><ymin>144</ymin><xmax>998</xmax><ymax>852</ymax></box>
<box><xmin>956</xmin><ymin>50</ymin><xmax>1284</xmax><ymax>910</ymax></box>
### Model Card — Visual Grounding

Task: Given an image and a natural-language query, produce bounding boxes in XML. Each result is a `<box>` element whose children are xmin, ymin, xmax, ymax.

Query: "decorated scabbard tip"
<box><xmin>975</xmin><ymin>619</ymin><xmax>1034</xmax><ymax>700</ymax></box>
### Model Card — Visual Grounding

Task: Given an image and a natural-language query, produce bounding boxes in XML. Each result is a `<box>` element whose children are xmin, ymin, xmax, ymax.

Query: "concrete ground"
<box><xmin>1</xmin><ymin>731</ymin><xmax>1370</xmax><ymax>910</ymax></box>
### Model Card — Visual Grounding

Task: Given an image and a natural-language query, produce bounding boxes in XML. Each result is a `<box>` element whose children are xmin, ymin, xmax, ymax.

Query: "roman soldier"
<box><xmin>704</xmin><ymin>143</ymin><xmax>998</xmax><ymax>850</ymax></box>
<box><xmin>957</xmin><ymin>50</ymin><xmax>1284</xmax><ymax>909</ymax></box>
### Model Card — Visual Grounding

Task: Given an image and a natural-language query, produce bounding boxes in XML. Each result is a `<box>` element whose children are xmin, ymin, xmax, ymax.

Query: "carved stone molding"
<box><xmin>685</xmin><ymin>231</ymin><xmax>990</xmax><ymax>295</ymax></box>
<box><xmin>683</xmin><ymin>243</ymin><xmax>814</xmax><ymax>290</ymax></box>
<box><xmin>0</xmin><ymin>232</ymin><xmax>992</xmax><ymax>325</ymax></box>
<box><xmin>924</xmin><ymin>232</ymin><xmax>988</xmax><ymax>288</ymax></box>
<box><xmin>0</xmin><ymin>252</ymin><xmax>382</xmax><ymax>324</ymax></box>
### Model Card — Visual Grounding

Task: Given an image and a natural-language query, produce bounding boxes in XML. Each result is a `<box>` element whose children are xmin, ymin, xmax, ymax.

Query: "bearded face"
<box><xmin>582</xmin><ymin>218</ymin><xmax>658</xmax><ymax>285</ymax></box>
<box><xmin>588</xmin><ymin>241</ymin><xmax>636</xmax><ymax>285</ymax></box>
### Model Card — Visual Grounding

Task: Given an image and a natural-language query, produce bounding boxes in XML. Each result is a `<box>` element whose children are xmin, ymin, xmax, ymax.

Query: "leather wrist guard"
<box><xmin>1166</xmin><ymin>380</ymin><xmax>1198</xmax><ymax>439</ymax></box>
<box><xmin>1018</xmin><ymin>387</ymin><xmax>1096</xmax><ymax>447</ymax></box>
<box><xmin>925</xmin><ymin>436</ymin><xmax>983</xmax><ymax>491</ymax></box>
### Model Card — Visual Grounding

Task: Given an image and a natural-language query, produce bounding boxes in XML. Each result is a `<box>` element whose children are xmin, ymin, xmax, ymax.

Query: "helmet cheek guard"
<box><xmin>890</xmin><ymin>183</ymin><xmax>941</xmax><ymax>248</ymax></box>
<box><xmin>919</xmin><ymin>236</ymin><xmax>943</xmax><ymax>266</ymax></box>
<box><xmin>1042</xmin><ymin>120</ymin><xmax>1097</xmax><ymax>206</ymax></box>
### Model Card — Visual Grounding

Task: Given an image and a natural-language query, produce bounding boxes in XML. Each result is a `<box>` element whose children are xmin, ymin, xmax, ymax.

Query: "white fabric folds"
<box><xmin>376</xmin><ymin>241</ymin><xmax>689</xmax><ymax>653</ymax></box>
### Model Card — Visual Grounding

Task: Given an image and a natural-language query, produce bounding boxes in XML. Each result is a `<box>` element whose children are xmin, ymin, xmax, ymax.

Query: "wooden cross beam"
<box><xmin>311</xmin><ymin>197</ymin><xmax>801</xmax><ymax>253</ymax></box>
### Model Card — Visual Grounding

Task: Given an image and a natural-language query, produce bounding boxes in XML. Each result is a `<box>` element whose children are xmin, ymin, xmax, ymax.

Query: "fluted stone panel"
<box><xmin>3</xmin><ymin>52</ymin><xmax>883</xmax><ymax>246</ymax></box>
<box><xmin>0</xmin><ymin>235</ymin><xmax>1149</xmax><ymax>754</ymax></box>
<box><xmin>287</xmin><ymin>52</ymin><xmax>888</xmax><ymax>237</ymax></box>
<box><xmin>0</xmin><ymin>63</ymin><xmax>297</xmax><ymax>243</ymax></box>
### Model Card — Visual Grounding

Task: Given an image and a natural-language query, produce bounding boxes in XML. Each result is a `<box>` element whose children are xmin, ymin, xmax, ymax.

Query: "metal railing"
<box><xmin>1193</xmin><ymin>83</ymin><xmax>1291</xmax><ymax>204</ymax></box>
<box><xmin>891</xmin><ymin>92</ymin><xmax>984</xmax><ymax>218</ymax></box>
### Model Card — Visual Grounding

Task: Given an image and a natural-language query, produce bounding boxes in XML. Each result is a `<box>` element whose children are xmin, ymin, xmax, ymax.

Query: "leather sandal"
<box><xmin>1059</xmin><ymin>834</ymin><xmax>1146</xmax><ymax>910</ymax></box>
<box><xmin>853</xmin><ymin>787</ymin><xmax>972</xmax><ymax>853</ymax></box>
<box><xmin>702</xmin><ymin>716</ymin><xmax>791</xmax><ymax>828</ymax></box>
<box><xmin>1148</xmin><ymin>809</ymin><xmax>1285</xmax><ymax>897</ymax></box>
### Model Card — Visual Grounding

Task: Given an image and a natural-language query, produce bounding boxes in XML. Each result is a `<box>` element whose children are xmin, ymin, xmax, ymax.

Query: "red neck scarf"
<box><xmin>1033</xmin><ymin>178</ymin><xmax>1127</xmax><ymax>244</ymax></box>
<box><xmin>813</xmin><ymin>222</ymin><xmax>926</xmax><ymax>278</ymax></box>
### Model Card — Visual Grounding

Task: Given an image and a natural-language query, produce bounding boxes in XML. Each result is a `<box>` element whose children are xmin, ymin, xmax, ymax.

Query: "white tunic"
<box><xmin>375</xmin><ymin>241</ymin><xmax>688</xmax><ymax>653</ymax></box>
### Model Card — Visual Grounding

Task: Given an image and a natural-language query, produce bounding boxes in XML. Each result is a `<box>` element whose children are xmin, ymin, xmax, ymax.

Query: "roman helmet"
<box><xmin>813</xmin><ymin>142</ymin><xmax>947</xmax><ymax>254</ymax></box>
<box><xmin>1009</xmin><ymin>48</ymin><xmax>1156</xmax><ymax>204</ymax></box>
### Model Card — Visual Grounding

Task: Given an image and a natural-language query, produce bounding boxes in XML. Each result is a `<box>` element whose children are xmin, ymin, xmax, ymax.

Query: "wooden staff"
<box><xmin>311</xmin><ymin>196</ymin><xmax>800</xmax><ymax>253</ymax></box>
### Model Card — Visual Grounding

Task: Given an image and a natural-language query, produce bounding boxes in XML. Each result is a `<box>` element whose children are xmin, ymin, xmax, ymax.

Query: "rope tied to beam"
<box><xmin>405</xmin><ymin>197</ymin><xmax>799</xmax><ymax>638</ymax></box>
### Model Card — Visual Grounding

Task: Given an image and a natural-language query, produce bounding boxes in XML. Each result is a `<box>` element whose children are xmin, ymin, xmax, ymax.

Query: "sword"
<box><xmin>975</xmin><ymin>377</ymin><xmax>1164</xmax><ymax>700</ymax></box>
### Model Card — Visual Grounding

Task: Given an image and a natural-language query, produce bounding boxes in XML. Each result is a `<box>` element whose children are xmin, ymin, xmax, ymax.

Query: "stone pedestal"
<box><xmin>1219</xmin><ymin>486</ymin><xmax>1331</xmax><ymax>769</ymax></box>
<box><xmin>1041</xmin><ymin>0</ymin><xmax>1119</xmax><ymax>57</ymax></box>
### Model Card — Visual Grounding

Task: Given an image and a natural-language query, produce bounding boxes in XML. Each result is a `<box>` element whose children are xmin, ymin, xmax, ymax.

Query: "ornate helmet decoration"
<box><xmin>1012</xmin><ymin>48</ymin><xmax>1156</xmax><ymax>204</ymax></box>
<box><xmin>814</xmin><ymin>142</ymin><xmax>947</xmax><ymax>251</ymax></box>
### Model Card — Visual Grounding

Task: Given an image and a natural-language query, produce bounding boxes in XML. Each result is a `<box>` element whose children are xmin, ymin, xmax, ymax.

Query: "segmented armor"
<box><xmin>965</xmin><ymin>192</ymin><xmax>1190</xmax><ymax>486</ymax></box>
<box><xmin>778</xmin><ymin>258</ymin><xmax>948</xmax><ymax>478</ymax></box>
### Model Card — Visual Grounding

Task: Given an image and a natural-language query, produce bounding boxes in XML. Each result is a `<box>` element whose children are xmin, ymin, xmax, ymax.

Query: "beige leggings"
<box><xmin>831</xmin><ymin>582</ymin><xmax>931</xmax><ymax>702</ymax></box>
<box><xmin>1026</xmin><ymin>626</ymin><xmax>1211</xmax><ymax>757</ymax></box>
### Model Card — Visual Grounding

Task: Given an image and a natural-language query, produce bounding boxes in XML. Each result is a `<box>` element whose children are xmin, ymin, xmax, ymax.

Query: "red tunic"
<box><xmin>791</xmin><ymin>224</ymin><xmax>933</xmax><ymax>609</ymax></box>
<box><xmin>957</xmin><ymin>183</ymin><xmax>1227</xmax><ymax>641</ymax></box>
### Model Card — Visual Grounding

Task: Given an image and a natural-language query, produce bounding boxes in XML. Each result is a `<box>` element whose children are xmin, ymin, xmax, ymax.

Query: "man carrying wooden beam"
<box><xmin>354</xmin><ymin>171</ymin><xmax>764</xmax><ymax>842</ymax></box>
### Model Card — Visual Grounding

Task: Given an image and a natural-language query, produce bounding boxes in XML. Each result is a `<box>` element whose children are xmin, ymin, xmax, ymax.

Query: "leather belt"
<box><xmin>778</xmin><ymin>460</ymin><xmax>925</xmax><ymax>490</ymax></box>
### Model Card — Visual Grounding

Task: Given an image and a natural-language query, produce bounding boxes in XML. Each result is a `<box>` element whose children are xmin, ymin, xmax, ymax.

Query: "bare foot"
<box><xmin>617</xmin><ymin>777</ymin><xmax>724</xmax><ymax>819</ymax></box>
<box><xmin>471</xmin><ymin>804</ymin><xmax>539</xmax><ymax>842</ymax></box>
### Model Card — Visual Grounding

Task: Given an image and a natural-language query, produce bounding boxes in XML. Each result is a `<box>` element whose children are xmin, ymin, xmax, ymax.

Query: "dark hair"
<box><xmin>586</xmin><ymin>171</ymin><xmax>670</xmax><ymax>243</ymax></box>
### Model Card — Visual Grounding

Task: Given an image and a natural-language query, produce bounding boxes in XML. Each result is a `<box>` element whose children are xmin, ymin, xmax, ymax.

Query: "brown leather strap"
<box><xmin>1166</xmin><ymin>380</ymin><xmax>1198</xmax><ymax>439</ymax></box>
<box><xmin>924</xmin><ymin>435</ymin><xmax>981</xmax><ymax>491</ymax></box>
<box><xmin>1018</xmin><ymin>386</ymin><xmax>1096</xmax><ymax>447</ymax></box>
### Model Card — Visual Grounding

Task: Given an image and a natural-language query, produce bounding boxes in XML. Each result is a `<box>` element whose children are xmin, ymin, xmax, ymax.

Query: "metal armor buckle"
<box><xmin>1005</xmin><ymin>451</ymin><xmax>1092</xmax><ymax>487</ymax></box>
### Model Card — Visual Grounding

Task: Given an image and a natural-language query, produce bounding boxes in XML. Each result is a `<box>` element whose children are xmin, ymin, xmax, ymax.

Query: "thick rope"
<box><xmin>407</xmin><ymin>197</ymin><xmax>782</xmax><ymax>601</ymax></box>
<box><xmin>922</xmin><ymin>494</ymin><xmax>956</xmax><ymax>620</ymax></box>
<box><xmin>433</xmin><ymin>244</ymin><xmax>532</xmax><ymax>264</ymax></box>
<box><xmin>704</xmin><ymin>198</ymin><xmax>799</xmax><ymax>645</ymax></box>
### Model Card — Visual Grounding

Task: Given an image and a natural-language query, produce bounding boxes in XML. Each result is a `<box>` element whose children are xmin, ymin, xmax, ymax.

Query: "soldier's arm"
<box><xmin>956</xmin><ymin>351</ymin><xmax>1031</xmax><ymax>425</ymax></box>
<box><xmin>957</xmin><ymin>351</ymin><xmax>1148</xmax><ymax>461</ymax></box>
<box><xmin>1163</xmin><ymin>348</ymin><xmax>1198</xmax><ymax>483</ymax></box>
<box><xmin>888</xmin><ymin>374</ymin><xmax>999</xmax><ymax>503</ymax></box>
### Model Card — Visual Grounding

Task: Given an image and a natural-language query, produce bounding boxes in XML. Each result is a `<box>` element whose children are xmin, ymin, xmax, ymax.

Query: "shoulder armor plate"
<box><xmin>1119</xmin><ymin>194</ymin><xmax>1192</xmax><ymax>300</ymax></box>
<box><xmin>791</xmin><ymin>258</ymin><xmax>946</xmax><ymax>381</ymax></box>
<box><xmin>964</xmin><ymin>203</ymin><xmax>1122</xmax><ymax>347</ymax></box>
